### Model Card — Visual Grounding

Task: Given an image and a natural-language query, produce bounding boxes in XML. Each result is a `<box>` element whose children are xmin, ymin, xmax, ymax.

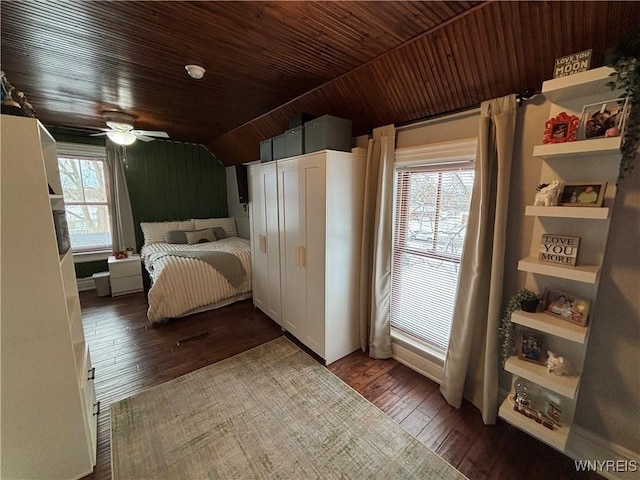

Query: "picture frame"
<box><xmin>579</xmin><ymin>98</ymin><xmax>628</xmax><ymax>140</ymax></box>
<box><xmin>539</xmin><ymin>233</ymin><xmax>580</xmax><ymax>266</ymax></box>
<box><xmin>542</xmin><ymin>288</ymin><xmax>591</xmax><ymax>326</ymax></box>
<box><xmin>113</xmin><ymin>249</ymin><xmax>129</xmax><ymax>260</ymax></box>
<box><xmin>543</xmin><ymin>112</ymin><xmax>579</xmax><ymax>144</ymax></box>
<box><xmin>517</xmin><ymin>330</ymin><xmax>547</xmax><ymax>365</ymax></box>
<box><xmin>558</xmin><ymin>181</ymin><xmax>607</xmax><ymax>207</ymax></box>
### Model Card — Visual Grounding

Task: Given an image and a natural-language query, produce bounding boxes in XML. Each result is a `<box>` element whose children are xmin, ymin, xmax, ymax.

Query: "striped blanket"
<box><xmin>141</xmin><ymin>237</ymin><xmax>252</xmax><ymax>322</ymax></box>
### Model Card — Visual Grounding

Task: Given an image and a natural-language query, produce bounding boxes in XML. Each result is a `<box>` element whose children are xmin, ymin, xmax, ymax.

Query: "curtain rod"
<box><xmin>394</xmin><ymin>88</ymin><xmax>537</xmax><ymax>131</ymax></box>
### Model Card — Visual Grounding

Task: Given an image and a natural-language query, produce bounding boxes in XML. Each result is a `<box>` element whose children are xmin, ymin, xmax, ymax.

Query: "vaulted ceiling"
<box><xmin>2</xmin><ymin>1</ymin><xmax>638</xmax><ymax>166</ymax></box>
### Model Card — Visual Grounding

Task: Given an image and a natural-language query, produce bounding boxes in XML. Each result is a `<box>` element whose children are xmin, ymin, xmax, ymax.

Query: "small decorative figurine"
<box><xmin>546</xmin><ymin>351</ymin><xmax>572</xmax><ymax>376</ymax></box>
<box><xmin>534</xmin><ymin>180</ymin><xmax>562</xmax><ymax>206</ymax></box>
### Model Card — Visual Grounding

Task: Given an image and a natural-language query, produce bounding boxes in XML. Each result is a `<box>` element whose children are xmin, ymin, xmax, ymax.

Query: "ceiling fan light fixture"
<box><xmin>185</xmin><ymin>64</ymin><xmax>206</xmax><ymax>79</ymax></box>
<box><xmin>107</xmin><ymin>130</ymin><xmax>137</xmax><ymax>146</ymax></box>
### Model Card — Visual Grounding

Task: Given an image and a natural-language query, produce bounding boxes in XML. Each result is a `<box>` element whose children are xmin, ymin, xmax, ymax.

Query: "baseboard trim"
<box><xmin>391</xmin><ymin>341</ymin><xmax>443</xmax><ymax>385</ymax></box>
<box><xmin>567</xmin><ymin>425</ymin><xmax>640</xmax><ymax>480</ymax></box>
<box><xmin>77</xmin><ymin>277</ymin><xmax>95</xmax><ymax>292</ymax></box>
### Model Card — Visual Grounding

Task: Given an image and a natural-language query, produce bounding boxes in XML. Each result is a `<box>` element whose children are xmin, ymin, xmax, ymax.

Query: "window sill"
<box><xmin>391</xmin><ymin>328</ymin><xmax>446</xmax><ymax>364</ymax></box>
<box><xmin>391</xmin><ymin>328</ymin><xmax>446</xmax><ymax>384</ymax></box>
<box><xmin>73</xmin><ymin>250</ymin><xmax>112</xmax><ymax>263</ymax></box>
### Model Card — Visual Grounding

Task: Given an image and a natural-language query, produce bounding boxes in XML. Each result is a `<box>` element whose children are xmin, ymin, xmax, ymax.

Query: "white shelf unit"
<box><xmin>1</xmin><ymin>115</ymin><xmax>97</xmax><ymax>479</ymax></box>
<box><xmin>499</xmin><ymin>396</ymin><xmax>570</xmax><ymax>451</ymax></box>
<box><xmin>511</xmin><ymin>311</ymin><xmax>588</xmax><ymax>344</ymax></box>
<box><xmin>499</xmin><ymin>67</ymin><xmax>622</xmax><ymax>454</ymax></box>
<box><xmin>524</xmin><ymin>205</ymin><xmax>610</xmax><ymax>220</ymax></box>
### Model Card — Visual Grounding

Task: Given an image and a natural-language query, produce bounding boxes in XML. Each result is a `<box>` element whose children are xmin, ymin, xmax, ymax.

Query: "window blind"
<box><xmin>390</xmin><ymin>164</ymin><xmax>475</xmax><ymax>353</ymax></box>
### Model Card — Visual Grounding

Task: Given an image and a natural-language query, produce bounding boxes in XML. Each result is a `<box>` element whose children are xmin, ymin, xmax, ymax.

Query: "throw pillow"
<box><xmin>165</xmin><ymin>230</ymin><xmax>188</xmax><ymax>244</ymax></box>
<box><xmin>185</xmin><ymin>228</ymin><xmax>216</xmax><ymax>245</ymax></box>
<box><xmin>212</xmin><ymin>227</ymin><xmax>227</xmax><ymax>240</ymax></box>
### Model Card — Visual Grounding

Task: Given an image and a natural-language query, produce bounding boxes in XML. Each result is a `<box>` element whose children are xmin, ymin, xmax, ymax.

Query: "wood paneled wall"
<box><xmin>124</xmin><ymin>140</ymin><xmax>228</xmax><ymax>251</ymax></box>
<box><xmin>209</xmin><ymin>1</ymin><xmax>640</xmax><ymax>166</ymax></box>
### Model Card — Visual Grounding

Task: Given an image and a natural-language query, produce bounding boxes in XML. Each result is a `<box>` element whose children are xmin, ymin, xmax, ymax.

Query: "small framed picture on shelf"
<box><xmin>113</xmin><ymin>249</ymin><xmax>129</xmax><ymax>260</ymax></box>
<box><xmin>539</xmin><ymin>233</ymin><xmax>580</xmax><ymax>266</ymax></box>
<box><xmin>518</xmin><ymin>330</ymin><xmax>548</xmax><ymax>365</ymax></box>
<box><xmin>579</xmin><ymin>98</ymin><xmax>628</xmax><ymax>140</ymax></box>
<box><xmin>542</xmin><ymin>288</ymin><xmax>591</xmax><ymax>326</ymax></box>
<box><xmin>558</xmin><ymin>181</ymin><xmax>607</xmax><ymax>207</ymax></box>
<box><xmin>543</xmin><ymin>112</ymin><xmax>579</xmax><ymax>144</ymax></box>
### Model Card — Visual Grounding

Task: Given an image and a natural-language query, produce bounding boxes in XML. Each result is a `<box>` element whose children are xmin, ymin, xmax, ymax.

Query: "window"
<box><xmin>58</xmin><ymin>154</ymin><xmax>112</xmax><ymax>252</ymax></box>
<box><xmin>390</xmin><ymin>162</ymin><xmax>475</xmax><ymax>355</ymax></box>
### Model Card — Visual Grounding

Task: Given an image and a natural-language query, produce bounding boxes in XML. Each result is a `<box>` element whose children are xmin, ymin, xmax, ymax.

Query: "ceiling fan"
<box><xmin>92</xmin><ymin>111</ymin><xmax>169</xmax><ymax>145</ymax></box>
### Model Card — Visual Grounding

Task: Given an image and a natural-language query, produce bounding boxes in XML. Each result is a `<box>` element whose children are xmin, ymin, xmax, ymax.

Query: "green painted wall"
<box><xmin>123</xmin><ymin>140</ymin><xmax>227</xmax><ymax>251</ymax></box>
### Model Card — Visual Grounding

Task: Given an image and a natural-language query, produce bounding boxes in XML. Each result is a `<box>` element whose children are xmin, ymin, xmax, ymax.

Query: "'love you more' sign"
<box><xmin>539</xmin><ymin>234</ymin><xmax>581</xmax><ymax>266</ymax></box>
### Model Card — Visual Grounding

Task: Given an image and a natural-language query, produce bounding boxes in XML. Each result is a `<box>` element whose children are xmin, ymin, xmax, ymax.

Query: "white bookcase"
<box><xmin>1</xmin><ymin>115</ymin><xmax>98</xmax><ymax>478</ymax></box>
<box><xmin>498</xmin><ymin>67</ymin><xmax>622</xmax><ymax>453</ymax></box>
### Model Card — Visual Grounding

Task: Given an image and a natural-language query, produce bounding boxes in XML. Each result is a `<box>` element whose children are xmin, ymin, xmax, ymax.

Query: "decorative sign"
<box><xmin>539</xmin><ymin>234</ymin><xmax>580</xmax><ymax>266</ymax></box>
<box><xmin>553</xmin><ymin>49</ymin><xmax>592</xmax><ymax>78</ymax></box>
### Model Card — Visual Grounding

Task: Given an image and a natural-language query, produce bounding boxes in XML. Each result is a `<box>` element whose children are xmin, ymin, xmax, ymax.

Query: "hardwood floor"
<box><xmin>79</xmin><ymin>290</ymin><xmax>601</xmax><ymax>480</ymax></box>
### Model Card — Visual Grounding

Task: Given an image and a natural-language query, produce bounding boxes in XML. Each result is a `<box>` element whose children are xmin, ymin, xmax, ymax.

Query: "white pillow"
<box><xmin>192</xmin><ymin>217</ymin><xmax>237</xmax><ymax>237</ymax></box>
<box><xmin>140</xmin><ymin>220</ymin><xmax>195</xmax><ymax>245</ymax></box>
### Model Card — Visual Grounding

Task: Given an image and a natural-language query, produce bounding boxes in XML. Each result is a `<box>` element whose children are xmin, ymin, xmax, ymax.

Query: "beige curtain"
<box><xmin>106</xmin><ymin>141</ymin><xmax>137</xmax><ymax>252</ymax></box>
<box><xmin>440</xmin><ymin>95</ymin><xmax>517</xmax><ymax>424</ymax></box>
<box><xmin>358</xmin><ymin>125</ymin><xmax>395</xmax><ymax>359</ymax></box>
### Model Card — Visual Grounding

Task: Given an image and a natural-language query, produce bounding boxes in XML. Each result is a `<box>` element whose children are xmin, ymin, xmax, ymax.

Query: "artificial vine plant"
<box><xmin>605</xmin><ymin>32</ymin><xmax>640</xmax><ymax>181</ymax></box>
<box><xmin>499</xmin><ymin>288</ymin><xmax>540</xmax><ymax>366</ymax></box>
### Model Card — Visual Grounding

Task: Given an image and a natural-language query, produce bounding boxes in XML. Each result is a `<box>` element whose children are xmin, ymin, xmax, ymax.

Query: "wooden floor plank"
<box><xmin>79</xmin><ymin>290</ymin><xmax>602</xmax><ymax>480</ymax></box>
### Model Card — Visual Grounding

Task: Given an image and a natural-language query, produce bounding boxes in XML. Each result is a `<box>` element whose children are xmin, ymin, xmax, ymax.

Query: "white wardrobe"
<box><xmin>249</xmin><ymin>150</ymin><xmax>366</xmax><ymax>364</ymax></box>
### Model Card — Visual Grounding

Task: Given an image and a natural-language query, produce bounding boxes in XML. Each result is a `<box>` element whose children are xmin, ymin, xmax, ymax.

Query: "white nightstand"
<box><xmin>108</xmin><ymin>254</ymin><xmax>144</xmax><ymax>297</ymax></box>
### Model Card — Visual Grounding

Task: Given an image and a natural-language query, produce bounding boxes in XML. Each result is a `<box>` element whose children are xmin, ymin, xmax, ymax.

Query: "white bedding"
<box><xmin>141</xmin><ymin>237</ymin><xmax>252</xmax><ymax>322</ymax></box>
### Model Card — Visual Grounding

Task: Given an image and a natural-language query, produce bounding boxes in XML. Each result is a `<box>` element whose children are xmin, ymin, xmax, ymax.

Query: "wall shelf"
<box><xmin>532</xmin><ymin>137</ymin><xmax>621</xmax><ymax>160</ymax></box>
<box><xmin>505</xmin><ymin>356</ymin><xmax>579</xmax><ymax>399</ymax></box>
<box><xmin>518</xmin><ymin>257</ymin><xmax>599</xmax><ymax>284</ymax></box>
<box><xmin>511</xmin><ymin>311</ymin><xmax>588</xmax><ymax>344</ymax></box>
<box><xmin>499</xmin><ymin>397</ymin><xmax>570</xmax><ymax>451</ymax></box>
<box><xmin>541</xmin><ymin>66</ymin><xmax>615</xmax><ymax>102</ymax></box>
<box><xmin>524</xmin><ymin>205</ymin><xmax>609</xmax><ymax>219</ymax></box>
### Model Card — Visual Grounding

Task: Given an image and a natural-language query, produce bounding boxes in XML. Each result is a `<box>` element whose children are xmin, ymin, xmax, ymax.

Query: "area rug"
<box><xmin>111</xmin><ymin>337</ymin><xmax>466</xmax><ymax>479</ymax></box>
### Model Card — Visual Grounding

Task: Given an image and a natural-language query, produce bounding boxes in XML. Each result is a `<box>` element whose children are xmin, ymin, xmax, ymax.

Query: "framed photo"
<box><xmin>518</xmin><ymin>330</ymin><xmax>547</xmax><ymax>365</ymax></box>
<box><xmin>543</xmin><ymin>112</ymin><xmax>579</xmax><ymax>144</ymax></box>
<box><xmin>542</xmin><ymin>288</ymin><xmax>591</xmax><ymax>326</ymax></box>
<box><xmin>579</xmin><ymin>98</ymin><xmax>628</xmax><ymax>140</ymax></box>
<box><xmin>113</xmin><ymin>249</ymin><xmax>129</xmax><ymax>260</ymax></box>
<box><xmin>558</xmin><ymin>181</ymin><xmax>607</xmax><ymax>207</ymax></box>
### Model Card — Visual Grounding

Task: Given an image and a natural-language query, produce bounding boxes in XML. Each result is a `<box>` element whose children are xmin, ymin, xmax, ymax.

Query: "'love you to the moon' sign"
<box><xmin>553</xmin><ymin>49</ymin><xmax>592</xmax><ymax>79</ymax></box>
<box><xmin>539</xmin><ymin>234</ymin><xmax>581</xmax><ymax>266</ymax></box>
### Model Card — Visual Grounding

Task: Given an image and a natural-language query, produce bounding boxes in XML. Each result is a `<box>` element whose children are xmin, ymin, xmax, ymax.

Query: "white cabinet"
<box><xmin>248</xmin><ymin>162</ymin><xmax>282</xmax><ymax>324</ymax></box>
<box><xmin>498</xmin><ymin>67</ymin><xmax>621</xmax><ymax>453</ymax></box>
<box><xmin>278</xmin><ymin>151</ymin><xmax>366</xmax><ymax>364</ymax></box>
<box><xmin>1</xmin><ymin>115</ymin><xmax>97</xmax><ymax>478</ymax></box>
<box><xmin>250</xmin><ymin>150</ymin><xmax>366</xmax><ymax>364</ymax></box>
<box><xmin>108</xmin><ymin>254</ymin><xmax>144</xmax><ymax>296</ymax></box>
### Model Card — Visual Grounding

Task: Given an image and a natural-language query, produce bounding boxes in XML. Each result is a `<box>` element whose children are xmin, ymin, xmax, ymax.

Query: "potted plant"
<box><xmin>605</xmin><ymin>33</ymin><xmax>639</xmax><ymax>181</ymax></box>
<box><xmin>499</xmin><ymin>288</ymin><xmax>541</xmax><ymax>366</ymax></box>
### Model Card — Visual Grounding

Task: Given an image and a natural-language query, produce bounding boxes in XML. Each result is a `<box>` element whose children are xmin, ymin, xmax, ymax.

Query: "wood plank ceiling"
<box><xmin>2</xmin><ymin>1</ymin><xmax>639</xmax><ymax>166</ymax></box>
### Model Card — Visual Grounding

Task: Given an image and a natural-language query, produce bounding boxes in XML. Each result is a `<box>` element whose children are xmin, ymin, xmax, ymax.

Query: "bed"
<box><xmin>140</xmin><ymin>218</ymin><xmax>251</xmax><ymax>322</ymax></box>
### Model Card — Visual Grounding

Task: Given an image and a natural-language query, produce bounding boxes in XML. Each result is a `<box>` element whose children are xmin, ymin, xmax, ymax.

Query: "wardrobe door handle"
<box><xmin>299</xmin><ymin>245</ymin><xmax>306</xmax><ymax>268</ymax></box>
<box><xmin>87</xmin><ymin>367</ymin><xmax>96</xmax><ymax>381</ymax></box>
<box><xmin>93</xmin><ymin>401</ymin><xmax>101</xmax><ymax>416</ymax></box>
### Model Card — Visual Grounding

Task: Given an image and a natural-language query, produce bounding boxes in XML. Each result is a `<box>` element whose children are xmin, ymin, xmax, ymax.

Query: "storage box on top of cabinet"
<box><xmin>305</xmin><ymin>115</ymin><xmax>352</xmax><ymax>153</ymax></box>
<box><xmin>273</xmin><ymin>125</ymin><xmax>304</xmax><ymax>160</ymax></box>
<box><xmin>260</xmin><ymin>138</ymin><xmax>273</xmax><ymax>163</ymax></box>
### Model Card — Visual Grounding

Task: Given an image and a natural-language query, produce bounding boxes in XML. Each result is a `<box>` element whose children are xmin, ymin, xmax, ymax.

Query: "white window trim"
<box><xmin>390</xmin><ymin>137</ymin><xmax>477</xmax><ymax>375</ymax></box>
<box><xmin>57</xmin><ymin>142</ymin><xmax>111</xmax><ymax>260</ymax></box>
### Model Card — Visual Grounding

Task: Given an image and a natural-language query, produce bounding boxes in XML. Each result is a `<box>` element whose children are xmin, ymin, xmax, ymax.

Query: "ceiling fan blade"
<box><xmin>90</xmin><ymin>131</ymin><xmax>109</xmax><ymax>137</ymax></box>
<box><xmin>132</xmin><ymin>130</ymin><xmax>169</xmax><ymax>138</ymax></box>
<box><xmin>135</xmin><ymin>135</ymin><xmax>156</xmax><ymax>142</ymax></box>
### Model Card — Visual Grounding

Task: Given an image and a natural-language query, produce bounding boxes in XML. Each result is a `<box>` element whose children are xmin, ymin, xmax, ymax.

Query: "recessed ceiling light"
<box><xmin>185</xmin><ymin>64</ymin><xmax>206</xmax><ymax>79</ymax></box>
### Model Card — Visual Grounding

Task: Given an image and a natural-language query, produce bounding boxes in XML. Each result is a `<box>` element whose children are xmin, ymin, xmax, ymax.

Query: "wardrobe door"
<box><xmin>277</xmin><ymin>158</ymin><xmax>306</xmax><ymax>337</ymax></box>
<box><xmin>298</xmin><ymin>154</ymin><xmax>327</xmax><ymax>358</ymax></box>
<box><xmin>249</xmin><ymin>163</ymin><xmax>281</xmax><ymax>324</ymax></box>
